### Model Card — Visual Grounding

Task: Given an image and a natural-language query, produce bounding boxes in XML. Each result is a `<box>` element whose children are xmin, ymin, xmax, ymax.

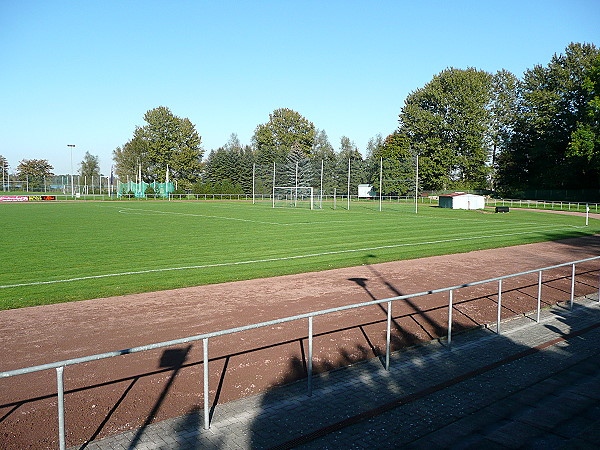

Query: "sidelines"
<box><xmin>109</xmin><ymin>204</ymin><xmax>589</xmax><ymax>229</ymax></box>
<box><xmin>0</xmin><ymin>225</ymin><xmax>584</xmax><ymax>289</ymax></box>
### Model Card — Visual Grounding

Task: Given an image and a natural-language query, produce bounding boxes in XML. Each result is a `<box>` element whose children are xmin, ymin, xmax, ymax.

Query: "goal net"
<box><xmin>272</xmin><ymin>186</ymin><xmax>318</xmax><ymax>209</ymax></box>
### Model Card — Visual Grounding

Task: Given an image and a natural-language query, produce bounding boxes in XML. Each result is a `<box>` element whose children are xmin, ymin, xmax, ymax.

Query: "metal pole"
<box><xmin>272</xmin><ymin>161</ymin><xmax>276</xmax><ymax>208</ymax></box>
<box><xmin>347</xmin><ymin>159</ymin><xmax>351</xmax><ymax>210</ymax></box>
<box><xmin>203</xmin><ymin>338</ymin><xmax>210</xmax><ymax>429</ymax></box>
<box><xmin>320</xmin><ymin>159</ymin><xmax>324</xmax><ymax>209</ymax></box>
<box><xmin>448</xmin><ymin>290</ymin><xmax>453</xmax><ymax>344</ymax></box>
<box><xmin>56</xmin><ymin>366</ymin><xmax>66</xmax><ymax>450</ymax></box>
<box><xmin>252</xmin><ymin>163</ymin><xmax>255</xmax><ymax>205</ymax></box>
<box><xmin>537</xmin><ymin>271</ymin><xmax>542</xmax><ymax>322</ymax></box>
<box><xmin>570</xmin><ymin>264</ymin><xmax>575</xmax><ymax>310</ymax></box>
<box><xmin>385</xmin><ymin>301</ymin><xmax>391</xmax><ymax>370</ymax></box>
<box><xmin>497</xmin><ymin>279</ymin><xmax>502</xmax><ymax>334</ymax></box>
<box><xmin>308</xmin><ymin>316</ymin><xmax>313</xmax><ymax>396</ymax></box>
<box><xmin>415</xmin><ymin>154</ymin><xmax>419</xmax><ymax>214</ymax></box>
<box><xmin>334</xmin><ymin>187</ymin><xmax>336</xmax><ymax>210</ymax></box>
<box><xmin>379</xmin><ymin>157</ymin><xmax>383</xmax><ymax>212</ymax></box>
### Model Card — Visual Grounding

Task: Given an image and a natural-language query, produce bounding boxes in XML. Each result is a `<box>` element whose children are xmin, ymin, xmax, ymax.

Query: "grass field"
<box><xmin>1</xmin><ymin>199</ymin><xmax>598</xmax><ymax>310</ymax></box>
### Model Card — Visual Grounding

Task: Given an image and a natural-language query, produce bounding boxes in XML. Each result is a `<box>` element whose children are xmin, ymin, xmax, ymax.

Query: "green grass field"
<box><xmin>1</xmin><ymin>199</ymin><xmax>598</xmax><ymax>310</ymax></box>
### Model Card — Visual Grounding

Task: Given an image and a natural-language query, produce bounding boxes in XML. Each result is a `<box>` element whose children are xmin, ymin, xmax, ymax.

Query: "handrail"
<box><xmin>2</xmin><ymin>254</ymin><xmax>599</xmax><ymax>380</ymax></box>
<box><xmin>1</xmin><ymin>254</ymin><xmax>599</xmax><ymax>448</ymax></box>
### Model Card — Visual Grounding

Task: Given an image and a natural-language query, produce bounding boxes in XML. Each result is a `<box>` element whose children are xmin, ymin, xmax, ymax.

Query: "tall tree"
<box><xmin>203</xmin><ymin>134</ymin><xmax>254</xmax><ymax>193</ymax></box>
<box><xmin>566</xmin><ymin>54</ymin><xmax>600</xmax><ymax>181</ymax></box>
<box><xmin>79</xmin><ymin>151</ymin><xmax>101</xmax><ymax>179</ymax></box>
<box><xmin>113</xmin><ymin>129</ymin><xmax>149</xmax><ymax>181</ymax></box>
<box><xmin>113</xmin><ymin>106</ymin><xmax>203</xmax><ymax>187</ymax></box>
<box><xmin>15</xmin><ymin>159</ymin><xmax>54</xmax><ymax>190</ymax></box>
<box><xmin>368</xmin><ymin>132</ymin><xmax>415</xmax><ymax>195</ymax></box>
<box><xmin>496</xmin><ymin>43</ymin><xmax>600</xmax><ymax>194</ymax></box>
<box><xmin>252</xmin><ymin>108</ymin><xmax>316</xmax><ymax>163</ymax></box>
<box><xmin>399</xmin><ymin>67</ymin><xmax>493</xmax><ymax>190</ymax></box>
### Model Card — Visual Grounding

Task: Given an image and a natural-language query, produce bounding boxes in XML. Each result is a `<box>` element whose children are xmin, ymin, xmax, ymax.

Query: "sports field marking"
<box><xmin>113</xmin><ymin>207</ymin><xmax>287</xmax><ymax>225</ymax></box>
<box><xmin>0</xmin><ymin>225</ymin><xmax>585</xmax><ymax>289</ymax></box>
<box><xmin>109</xmin><ymin>205</ymin><xmax>583</xmax><ymax>229</ymax></box>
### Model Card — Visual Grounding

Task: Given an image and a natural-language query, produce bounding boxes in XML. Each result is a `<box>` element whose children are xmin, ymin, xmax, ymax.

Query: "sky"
<box><xmin>1</xmin><ymin>1</ymin><xmax>599</xmax><ymax>175</ymax></box>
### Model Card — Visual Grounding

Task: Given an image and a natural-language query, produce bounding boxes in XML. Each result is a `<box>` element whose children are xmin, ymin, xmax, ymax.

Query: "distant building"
<box><xmin>438</xmin><ymin>193</ymin><xmax>485</xmax><ymax>210</ymax></box>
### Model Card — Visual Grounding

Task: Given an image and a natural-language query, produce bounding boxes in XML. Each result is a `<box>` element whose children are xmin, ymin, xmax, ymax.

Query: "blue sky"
<box><xmin>1</xmin><ymin>1</ymin><xmax>599</xmax><ymax>175</ymax></box>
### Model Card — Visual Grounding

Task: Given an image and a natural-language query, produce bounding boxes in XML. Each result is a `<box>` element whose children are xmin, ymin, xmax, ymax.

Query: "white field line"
<box><xmin>113</xmin><ymin>205</ymin><xmax>582</xmax><ymax>228</ymax></box>
<box><xmin>0</xmin><ymin>225</ymin><xmax>585</xmax><ymax>289</ymax></box>
<box><xmin>114</xmin><ymin>207</ymin><xmax>287</xmax><ymax>225</ymax></box>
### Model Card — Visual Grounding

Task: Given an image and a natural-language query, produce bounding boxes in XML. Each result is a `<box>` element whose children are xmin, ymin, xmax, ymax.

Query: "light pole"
<box><xmin>67</xmin><ymin>144</ymin><xmax>75</xmax><ymax>197</ymax></box>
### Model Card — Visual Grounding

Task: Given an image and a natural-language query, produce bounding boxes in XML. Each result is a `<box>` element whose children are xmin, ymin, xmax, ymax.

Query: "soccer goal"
<box><xmin>272</xmin><ymin>186</ymin><xmax>318</xmax><ymax>209</ymax></box>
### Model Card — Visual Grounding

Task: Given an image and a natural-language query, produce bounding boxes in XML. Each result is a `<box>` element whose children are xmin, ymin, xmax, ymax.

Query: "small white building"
<box><xmin>358</xmin><ymin>184</ymin><xmax>376</xmax><ymax>198</ymax></box>
<box><xmin>438</xmin><ymin>193</ymin><xmax>485</xmax><ymax>210</ymax></box>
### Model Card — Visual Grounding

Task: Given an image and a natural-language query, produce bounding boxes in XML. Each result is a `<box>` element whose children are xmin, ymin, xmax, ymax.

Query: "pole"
<box><xmin>295</xmin><ymin>161</ymin><xmax>298</xmax><ymax>207</ymax></box>
<box><xmin>448</xmin><ymin>290</ymin><xmax>453</xmax><ymax>344</ymax></box>
<box><xmin>203</xmin><ymin>338</ymin><xmax>210</xmax><ymax>429</ymax></box>
<box><xmin>320</xmin><ymin>159</ymin><xmax>324</xmax><ymax>209</ymax></box>
<box><xmin>67</xmin><ymin>144</ymin><xmax>75</xmax><ymax>197</ymax></box>
<box><xmin>252</xmin><ymin>163</ymin><xmax>256</xmax><ymax>205</ymax></box>
<box><xmin>415</xmin><ymin>154</ymin><xmax>419</xmax><ymax>214</ymax></box>
<box><xmin>497</xmin><ymin>279</ymin><xmax>502</xmax><ymax>334</ymax></box>
<box><xmin>308</xmin><ymin>316</ymin><xmax>313</xmax><ymax>396</ymax></box>
<box><xmin>272</xmin><ymin>161</ymin><xmax>276</xmax><ymax>208</ymax></box>
<box><xmin>385</xmin><ymin>301</ymin><xmax>391</xmax><ymax>370</ymax></box>
<box><xmin>347</xmin><ymin>158</ymin><xmax>351</xmax><ymax>210</ymax></box>
<box><xmin>379</xmin><ymin>157</ymin><xmax>383</xmax><ymax>212</ymax></box>
<box><xmin>586</xmin><ymin>205</ymin><xmax>589</xmax><ymax>226</ymax></box>
<box><xmin>56</xmin><ymin>366</ymin><xmax>66</xmax><ymax>450</ymax></box>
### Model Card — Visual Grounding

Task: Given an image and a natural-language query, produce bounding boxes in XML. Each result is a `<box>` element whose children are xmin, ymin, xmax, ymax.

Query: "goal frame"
<box><xmin>272</xmin><ymin>186</ymin><xmax>315</xmax><ymax>210</ymax></box>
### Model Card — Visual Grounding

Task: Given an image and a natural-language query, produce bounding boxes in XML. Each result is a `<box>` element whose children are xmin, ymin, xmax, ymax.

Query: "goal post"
<box><xmin>272</xmin><ymin>186</ymin><xmax>318</xmax><ymax>210</ymax></box>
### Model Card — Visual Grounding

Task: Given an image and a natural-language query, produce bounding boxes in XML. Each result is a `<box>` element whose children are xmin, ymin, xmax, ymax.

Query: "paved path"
<box><xmin>81</xmin><ymin>294</ymin><xmax>600</xmax><ymax>449</ymax></box>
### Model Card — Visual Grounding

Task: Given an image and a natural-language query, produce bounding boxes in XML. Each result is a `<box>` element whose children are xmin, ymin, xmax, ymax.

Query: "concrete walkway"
<box><xmin>80</xmin><ymin>295</ymin><xmax>600</xmax><ymax>449</ymax></box>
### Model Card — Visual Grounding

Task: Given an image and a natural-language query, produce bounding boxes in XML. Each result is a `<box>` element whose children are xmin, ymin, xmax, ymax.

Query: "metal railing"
<box><xmin>1</xmin><ymin>256</ymin><xmax>599</xmax><ymax>449</ymax></box>
<box><xmin>487</xmin><ymin>198</ymin><xmax>600</xmax><ymax>213</ymax></box>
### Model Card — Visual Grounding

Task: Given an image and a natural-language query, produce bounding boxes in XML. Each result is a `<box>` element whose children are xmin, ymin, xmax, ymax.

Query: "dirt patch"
<box><xmin>0</xmin><ymin>234</ymin><xmax>599</xmax><ymax>448</ymax></box>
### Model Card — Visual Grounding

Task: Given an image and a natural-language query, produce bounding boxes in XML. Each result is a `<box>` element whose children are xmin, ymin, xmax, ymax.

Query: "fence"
<box><xmin>1</xmin><ymin>256</ymin><xmax>599</xmax><ymax>449</ymax></box>
<box><xmin>487</xmin><ymin>198</ymin><xmax>600</xmax><ymax>213</ymax></box>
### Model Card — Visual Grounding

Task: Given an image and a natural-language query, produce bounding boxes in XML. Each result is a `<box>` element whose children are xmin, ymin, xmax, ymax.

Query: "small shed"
<box><xmin>439</xmin><ymin>192</ymin><xmax>485</xmax><ymax>210</ymax></box>
<box><xmin>358</xmin><ymin>184</ymin><xmax>376</xmax><ymax>198</ymax></box>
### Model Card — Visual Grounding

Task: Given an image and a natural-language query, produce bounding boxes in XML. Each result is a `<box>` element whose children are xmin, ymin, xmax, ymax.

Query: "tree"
<box><xmin>368</xmin><ymin>132</ymin><xmax>415</xmax><ymax>195</ymax></box>
<box><xmin>15</xmin><ymin>159</ymin><xmax>54</xmax><ymax>190</ymax></box>
<box><xmin>399</xmin><ymin>67</ymin><xmax>494</xmax><ymax>190</ymax></box>
<box><xmin>252</xmin><ymin>108</ymin><xmax>316</xmax><ymax>163</ymax></box>
<box><xmin>333</xmin><ymin>136</ymin><xmax>366</xmax><ymax>194</ymax></box>
<box><xmin>79</xmin><ymin>151</ymin><xmax>101</xmax><ymax>179</ymax></box>
<box><xmin>496</xmin><ymin>43</ymin><xmax>600</xmax><ymax>194</ymax></box>
<box><xmin>203</xmin><ymin>134</ymin><xmax>254</xmax><ymax>194</ymax></box>
<box><xmin>566</xmin><ymin>54</ymin><xmax>600</xmax><ymax>179</ymax></box>
<box><xmin>114</xmin><ymin>106</ymin><xmax>204</xmax><ymax>188</ymax></box>
<box><xmin>113</xmin><ymin>129</ymin><xmax>149</xmax><ymax>181</ymax></box>
<box><xmin>489</xmin><ymin>70</ymin><xmax>519</xmax><ymax>175</ymax></box>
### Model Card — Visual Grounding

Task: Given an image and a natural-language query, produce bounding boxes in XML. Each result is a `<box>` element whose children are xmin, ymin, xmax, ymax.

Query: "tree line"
<box><xmin>3</xmin><ymin>42</ymin><xmax>597</xmax><ymax>198</ymax></box>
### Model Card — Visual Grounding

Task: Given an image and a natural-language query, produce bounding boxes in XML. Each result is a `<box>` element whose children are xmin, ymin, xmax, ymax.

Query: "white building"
<box><xmin>438</xmin><ymin>193</ymin><xmax>485</xmax><ymax>210</ymax></box>
<box><xmin>358</xmin><ymin>184</ymin><xmax>376</xmax><ymax>198</ymax></box>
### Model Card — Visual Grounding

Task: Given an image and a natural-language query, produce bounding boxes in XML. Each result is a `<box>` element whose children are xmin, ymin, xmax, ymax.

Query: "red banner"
<box><xmin>0</xmin><ymin>196</ymin><xmax>29</xmax><ymax>202</ymax></box>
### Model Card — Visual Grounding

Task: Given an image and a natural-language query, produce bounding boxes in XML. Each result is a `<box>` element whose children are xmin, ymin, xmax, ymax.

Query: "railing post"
<box><xmin>570</xmin><ymin>264</ymin><xmax>576</xmax><ymax>310</ymax></box>
<box><xmin>497</xmin><ymin>279</ymin><xmax>502</xmax><ymax>334</ymax></box>
<box><xmin>203</xmin><ymin>338</ymin><xmax>210</xmax><ymax>429</ymax></box>
<box><xmin>447</xmin><ymin>290</ymin><xmax>454</xmax><ymax>345</ymax></box>
<box><xmin>308</xmin><ymin>316</ymin><xmax>313</xmax><ymax>396</ymax></box>
<box><xmin>537</xmin><ymin>270</ymin><xmax>542</xmax><ymax>323</ymax></box>
<box><xmin>385</xmin><ymin>301</ymin><xmax>391</xmax><ymax>370</ymax></box>
<box><xmin>56</xmin><ymin>366</ymin><xmax>66</xmax><ymax>450</ymax></box>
